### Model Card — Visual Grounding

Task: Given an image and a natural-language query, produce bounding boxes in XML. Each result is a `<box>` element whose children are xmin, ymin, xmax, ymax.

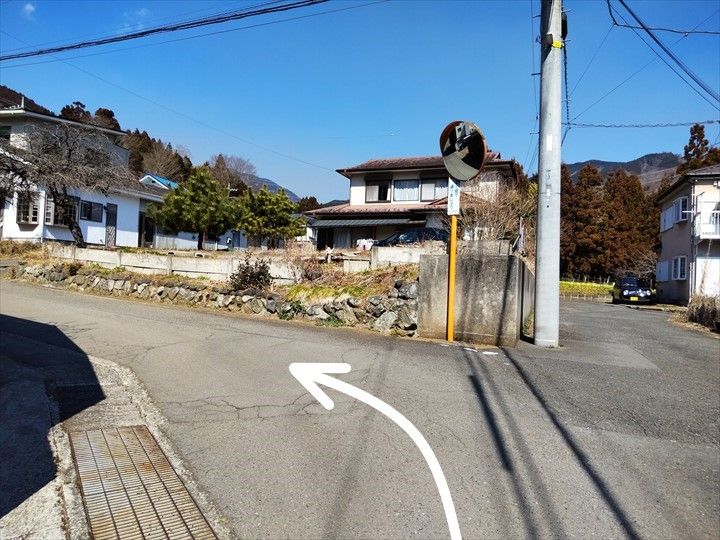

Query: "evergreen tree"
<box><xmin>148</xmin><ymin>168</ymin><xmax>238</xmax><ymax>250</ymax></box>
<box><xmin>238</xmin><ymin>187</ymin><xmax>305</xmax><ymax>247</ymax></box>
<box><xmin>677</xmin><ymin>123</ymin><xmax>720</xmax><ymax>174</ymax></box>
<box><xmin>572</xmin><ymin>165</ymin><xmax>606</xmax><ymax>276</ymax></box>
<box><xmin>60</xmin><ymin>101</ymin><xmax>91</xmax><ymax>122</ymax></box>
<box><xmin>559</xmin><ymin>164</ymin><xmax>577</xmax><ymax>276</ymax></box>
<box><xmin>297</xmin><ymin>196</ymin><xmax>321</xmax><ymax>212</ymax></box>
<box><xmin>93</xmin><ymin>108</ymin><xmax>121</xmax><ymax>130</ymax></box>
<box><xmin>603</xmin><ymin>169</ymin><xmax>652</xmax><ymax>275</ymax></box>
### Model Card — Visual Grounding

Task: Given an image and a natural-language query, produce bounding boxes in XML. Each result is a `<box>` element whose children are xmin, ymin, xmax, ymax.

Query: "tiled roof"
<box><xmin>336</xmin><ymin>153</ymin><xmax>509</xmax><ymax>177</ymax></box>
<box><xmin>686</xmin><ymin>163</ymin><xmax>720</xmax><ymax>176</ymax></box>
<box><xmin>309</xmin><ymin>201</ymin><xmax>445</xmax><ymax>216</ymax></box>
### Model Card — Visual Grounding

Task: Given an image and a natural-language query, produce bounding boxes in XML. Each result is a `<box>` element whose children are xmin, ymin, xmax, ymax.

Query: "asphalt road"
<box><xmin>1</xmin><ymin>281</ymin><xmax>718</xmax><ymax>539</ymax></box>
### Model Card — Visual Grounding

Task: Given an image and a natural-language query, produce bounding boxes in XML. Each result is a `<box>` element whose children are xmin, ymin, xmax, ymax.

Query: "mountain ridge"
<box><xmin>565</xmin><ymin>152</ymin><xmax>681</xmax><ymax>191</ymax></box>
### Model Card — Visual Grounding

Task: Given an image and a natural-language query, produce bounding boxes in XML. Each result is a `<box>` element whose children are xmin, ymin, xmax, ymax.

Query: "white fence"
<box><xmin>47</xmin><ymin>244</ymin><xmax>298</xmax><ymax>284</ymax></box>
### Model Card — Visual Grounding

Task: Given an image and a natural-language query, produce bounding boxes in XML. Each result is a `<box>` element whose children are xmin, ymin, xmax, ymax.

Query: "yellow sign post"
<box><xmin>447</xmin><ymin>214</ymin><xmax>457</xmax><ymax>342</ymax></box>
<box><xmin>439</xmin><ymin>120</ymin><xmax>488</xmax><ymax>343</ymax></box>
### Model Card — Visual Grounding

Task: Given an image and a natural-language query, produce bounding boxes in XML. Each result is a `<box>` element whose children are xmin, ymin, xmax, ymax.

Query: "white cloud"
<box><xmin>21</xmin><ymin>2</ymin><xmax>36</xmax><ymax>20</ymax></box>
<box><xmin>117</xmin><ymin>7</ymin><xmax>151</xmax><ymax>34</ymax></box>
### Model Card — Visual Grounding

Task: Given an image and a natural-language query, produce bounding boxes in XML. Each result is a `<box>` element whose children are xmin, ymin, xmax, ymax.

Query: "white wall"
<box><xmin>1</xmin><ymin>188</ymin><xmax>143</xmax><ymax>248</ymax></box>
<box><xmin>695</xmin><ymin>256</ymin><xmax>720</xmax><ymax>297</ymax></box>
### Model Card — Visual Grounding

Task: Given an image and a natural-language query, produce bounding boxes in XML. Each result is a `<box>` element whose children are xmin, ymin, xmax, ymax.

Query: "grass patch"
<box><xmin>560</xmin><ymin>280</ymin><xmax>613</xmax><ymax>297</ymax></box>
<box><xmin>282</xmin><ymin>264</ymin><xmax>418</xmax><ymax>302</ymax></box>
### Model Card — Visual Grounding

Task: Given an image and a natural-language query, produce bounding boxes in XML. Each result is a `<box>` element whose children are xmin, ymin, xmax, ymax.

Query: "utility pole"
<box><xmin>534</xmin><ymin>0</ymin><xmax>563</xmax><ymax>347</ymax></box>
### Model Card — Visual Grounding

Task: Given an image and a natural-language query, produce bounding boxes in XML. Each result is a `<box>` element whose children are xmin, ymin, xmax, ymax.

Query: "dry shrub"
<box><xmin>0</xmin><ymin>240</ymin><xmax>43</xmax><ymax>257</ymax></box>
<box><xmin>687</xmin><ymin>295</ymin><xmax>719</xmax><ymax>332</ymax></box>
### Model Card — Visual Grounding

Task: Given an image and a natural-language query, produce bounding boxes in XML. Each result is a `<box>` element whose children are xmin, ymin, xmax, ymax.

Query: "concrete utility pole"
<box><xmin>534</xmin><ymin>0</ymin><xmax>563</xmax><ymax>347</ymax></box>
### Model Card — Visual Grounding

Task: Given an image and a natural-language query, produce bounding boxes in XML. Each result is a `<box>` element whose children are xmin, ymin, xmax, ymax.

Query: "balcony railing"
<box><xmin>698</xmin><ymin>210</ymin><xmax>720</xmax><ymax>239</ymax></box>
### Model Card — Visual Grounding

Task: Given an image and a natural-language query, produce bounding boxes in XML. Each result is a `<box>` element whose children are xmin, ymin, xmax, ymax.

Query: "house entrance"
<box><xmin>105</xmin><ymin>203</ymin><xmax>117</xmax><ymax>247</ymax></box>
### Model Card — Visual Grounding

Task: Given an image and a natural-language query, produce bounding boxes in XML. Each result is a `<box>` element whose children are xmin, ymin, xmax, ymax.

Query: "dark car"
<box><xmin>373</xmin><ymin>227</ymin><xmax>448</xmax><ymax>247</ymax></box>
<box><xmin>611</xmin><ymin>276</ymin><xmax>655</xmax><ymax>304</ymax></box>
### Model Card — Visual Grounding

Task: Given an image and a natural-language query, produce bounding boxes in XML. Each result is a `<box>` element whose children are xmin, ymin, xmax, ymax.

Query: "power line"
<box><xmin>561</xmin><ymin>39</ymin><xmax>571</xmax><ymax>145</ymax></box>
<box><xmin>0</xmin><ymin>0</ymin><xmax>329</xmax><ymax>62</ymax></box>
<box><xmin>569</xmin><ymin>23</ymin><xmax>614</xmax><ymax>96</ymax></box>
<box><xmin>0</xmin><ymin>31</ymin><xmax>335</xmax><ymax>172</ymax></box>
<box><xmin>606</xmin><ymin>10</ymin><xmax>720</xmax><ymax>35</ymax></box>
<box><xmin>615</xmin><ymin>0</ymin><xmax>720</xmax><ymax>104</ymax></box>
<box><xmin>574</xmin><ymin>7</ymin><xmax>718</xmax><ymax>120</ymax></box>
<box><xmin>566</xmin><ymin>119</ymin><xmax>719</xmax><ymax>128</ymax></box>
<box><xmin>523</xmin><ymin>0</ymin><xmax>540</xmax><ymax>172</ymax></box>
<box><xmin>574</xmin><ymin>6</ymin><xmax>719</xmax><ymax>120</ymax></box>
<box><xmin>1</xmin><ymin>0</ymin><xmax>389</xmax><ymax>69</ymax></box>
<box><xmin>0</xmin><ymin>0</ymin><xmax>266</xmax><ymax>54</ymax></box>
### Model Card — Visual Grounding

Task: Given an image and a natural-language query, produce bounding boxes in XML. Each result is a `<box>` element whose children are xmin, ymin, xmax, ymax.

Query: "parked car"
<box><xmin>373</xmin><ymin>228</ymin><xmax>449</xmax><ymax>247</ymax></box>
<box><xmin>611</xmin><ymin>276</ymin><xmax>655</xmax><ymax>304</ymax></box>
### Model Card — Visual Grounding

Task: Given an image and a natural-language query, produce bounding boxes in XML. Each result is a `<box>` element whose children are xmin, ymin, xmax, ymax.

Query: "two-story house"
<box><xmin>656</xmin><ymin>163</ymin><xmax>720</xmax><ymax>304</ymax></box>
<box><xmin>0</xmin><ymin>103</ymin><xmax>167</xmax><ymax>247</ymax></box>
<box><xmin>307</xmin><ymin>155</ymin><xmax>519</xmax><ymax>250</ymax></box>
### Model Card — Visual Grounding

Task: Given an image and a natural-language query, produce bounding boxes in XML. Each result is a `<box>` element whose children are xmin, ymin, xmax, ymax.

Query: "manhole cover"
<box><xmin>70</xmin><ymin>426</ymin><xmax>216</xmax><ymax>540</ymax></box>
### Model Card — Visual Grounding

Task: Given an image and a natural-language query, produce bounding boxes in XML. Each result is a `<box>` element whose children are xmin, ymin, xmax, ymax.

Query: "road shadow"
<box><xmin>462</xmin><ymin>349</ymin><xmax>565</xmax><ymax>539</ymax></box>
<box><xmin>499</xmin><ymin>345</ymin><xmax>641</xmax><ymax>539</ymax></box>
<box><xmin>0</xmin><ymin>313</ymin><xmax>104</xmax><ymax>519</ymax></box>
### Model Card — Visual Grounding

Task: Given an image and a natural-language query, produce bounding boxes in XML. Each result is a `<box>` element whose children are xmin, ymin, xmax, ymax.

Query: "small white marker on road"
<box><xmin>482</xmin><ymin>351</ymin><xmax>499</xmax><ymax>356</ymax></box>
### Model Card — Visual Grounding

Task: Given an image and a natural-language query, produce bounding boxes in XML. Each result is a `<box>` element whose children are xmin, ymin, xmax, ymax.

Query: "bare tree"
<box><xmin>452</xmin><ymin>182</ymin><xmax>536</xmax><ymax>256</ymax></box>
<box><xmin>142</xmin><ymin>142</ymin><xmax>183</xmax><ymax>180</ymax></box>
<box><xmin>0</xmin><ymin>123</ymin><xmax>131</xmax><ymax>247</ymax></box>
<box><xmin>209</xmin><ymin>153</ymin><xmax>256</xmax><ymax>195</ymax></box>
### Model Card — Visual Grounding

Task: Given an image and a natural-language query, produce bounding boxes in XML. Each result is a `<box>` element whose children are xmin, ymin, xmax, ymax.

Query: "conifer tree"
<box><xmin>238</xmin><ymin>187</ymin><xmax>305</xmax><ymax>248</ymax></box>
<box><xmin>572</xmin><ymin>165</ymin><xmax>606</xmax><ymax>276</ymax></box>
<box><xmin>148</xmin><ymin>168</ymin><xmax>238</xmax><ymax>250</ymax></box>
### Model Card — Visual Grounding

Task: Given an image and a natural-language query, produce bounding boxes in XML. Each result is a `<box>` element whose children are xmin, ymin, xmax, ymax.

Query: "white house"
<box><xmin>306</xmin><ymin>155</ymin><xmax>519</xmax><ymax>250</ymax></box>
<box><xmin>656</xmin><ymin>163</ymin><xmax>720</xmax><ymax>304</ymax></box>
<box><xmin>0</xmin><ymin>104</ymin><xmax>168</xmax><ymax>248</ymax></box>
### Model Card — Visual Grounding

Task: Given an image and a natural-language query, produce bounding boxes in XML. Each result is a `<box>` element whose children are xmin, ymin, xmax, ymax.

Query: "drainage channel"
<box><xmin>70</xmin><ymin>426</ymin><xmax>217</xmax><ymax>540</ymax></box>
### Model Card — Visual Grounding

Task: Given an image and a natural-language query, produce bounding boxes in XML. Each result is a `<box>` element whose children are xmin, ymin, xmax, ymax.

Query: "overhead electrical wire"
<box><xmin>0</xmin><ymin>29</ymin><xmax>335</xmax><ymax>172</ymax></box>
<box><xmin>569</xmin><ymin>23</ymin><xmax>614</xmax><ymax>96</ymax></box>
<box><xmin>573</xmin><ymin>6</ymin><xmax>720</xmax><ymax>120</ymax></box>
<box><xmin>565</xmin><ymin>119</ymin><xmax>719</xmax><ymax>128</ymax></box>
<box><xmin>0</xmin><ymin>0</ymin><xmax>329</xmax><ymax>61</ymax></box>
<box><xmin>0</xmin><ymin>0</ymin><xmax>274</xmax><ymax>54</ymax></box>
<box><xmin>615</xmin><ymin>0</ymin><xmax>720</xmax><ymax>104</ymax></box>
<box><xmin>1</xmin><ymin>0</ymin><xmax>389</xmax><ymax>69</ymax></box>
<box><xmin>522</xmin><ymin>0</ymin><xmax>540</xmax><ymax>173</ymax></box>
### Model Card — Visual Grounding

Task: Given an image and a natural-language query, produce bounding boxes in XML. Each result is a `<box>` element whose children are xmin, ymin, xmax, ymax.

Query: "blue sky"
<box><xmin>0</xmin><ymin>0</ymin><xmax>718</xmax><ymax>201</ymax></box>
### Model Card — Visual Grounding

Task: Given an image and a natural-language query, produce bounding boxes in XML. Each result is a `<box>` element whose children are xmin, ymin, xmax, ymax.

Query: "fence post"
<box><xmin>167</xmin><ymin>254</ymin><xmax>173</xmax><ymax>275</ymax></box>
<box><xmin>117</xmin><ymin>251</ymin><xmax>123</xmax><ymax>268</ymax></box>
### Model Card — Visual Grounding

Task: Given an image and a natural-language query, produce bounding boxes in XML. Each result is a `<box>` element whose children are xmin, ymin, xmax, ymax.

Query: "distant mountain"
<box><xmin>244</xmin><ymin>175</ymin><xmax>300</xmax><ymax>202</ymax></box>
<box><xmin>320</xmin><ymin>199</ymin><xmax>349</xmax><ymax>208</ymax></box>
<box><xmin>0</xmin><ymin>85</ymin><xmax>54</xmax><ymax>115</ymax></box>
<box><xmin>565</xmin><ymin>152</ymin><xmax>682</xmax><ymax>191</ymax></box>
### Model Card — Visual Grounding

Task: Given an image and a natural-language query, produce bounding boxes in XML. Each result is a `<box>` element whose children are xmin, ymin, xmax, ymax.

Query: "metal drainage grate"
<box><xmin>70</xmin><ymin>426</ymin><xmax>217</xmax><ymax>540</ymax></box>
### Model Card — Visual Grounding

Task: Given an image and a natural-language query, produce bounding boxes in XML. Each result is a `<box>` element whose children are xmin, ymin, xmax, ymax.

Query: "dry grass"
<box><xmin>687</xmin><ymin>294</ymin><xmax>719</xmax><ymax>333</ymax></box>
<box><xmin>282</xmin><ymin>264</ymin><xmax>418</xmax><ymax>302</ymax></box>
<box><xmin>559</xmin><ymin>280</ymin><xmax>613</xmax><ymax>297</ymax></box>
<box><xmin>0</xmin><ymin>240</ymin><xmax>50</xmax><ymax>263</ymax></box>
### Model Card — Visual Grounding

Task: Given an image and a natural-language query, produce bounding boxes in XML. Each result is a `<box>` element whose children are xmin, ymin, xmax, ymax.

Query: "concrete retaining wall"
<box><xmin>370</xmin><ymin>244</ymin><xmax>445</xmax><ymax>269</ymax></box>
<box><xmin>46</xmin><ymin>244</ymin><xmax>298</xmax><ymax>284</ymax></box>
<box><xmin>417</xmin><ymin>254</ymin><xmax>534</xmax><ymax>346</ymax></box>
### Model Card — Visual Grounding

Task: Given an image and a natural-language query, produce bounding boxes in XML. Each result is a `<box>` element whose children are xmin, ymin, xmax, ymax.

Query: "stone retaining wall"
<box><xmin>13</xmin><ymin>263</ymin><xmax>419</xmax><ymax>337</ymax></box>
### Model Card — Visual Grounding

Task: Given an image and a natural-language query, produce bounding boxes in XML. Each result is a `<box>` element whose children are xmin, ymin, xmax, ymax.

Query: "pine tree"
<box><xmin>296</xmin><ymin>196</ymin><xmax>321</xmax><ymax>212</ymax></box>
<box><xmin>60</xmin><ymin>101</ymin><xmax>91</xmax><ymax>122</ymax></box>
<box><xmin>93</xmin><ymin>108</ymin><xmax>121</xmax><ymax>130</ymax></box>
<box><xmin>148</xmin><ymin>168</ymin><xmax>238</xmax><ymax>250</ymax></box>
<box><xmin>238</xmin><ymin>187</ymin><xmax>305</xmax><ymax>247</ymax></box>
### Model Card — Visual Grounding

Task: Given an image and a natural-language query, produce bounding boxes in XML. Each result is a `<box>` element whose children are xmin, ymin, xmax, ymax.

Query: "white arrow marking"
<box><xmin>289</xmin><ymin>362</ymin><xmax>462</xmax><ymax>540</ymax></box>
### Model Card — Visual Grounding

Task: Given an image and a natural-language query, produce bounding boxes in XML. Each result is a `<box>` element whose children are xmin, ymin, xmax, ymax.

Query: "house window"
<box><xmin>673</xmin><ymin>196</ymin><xmax>689</xmax><ymax>222</ymax></box>
<box><xmin>393</xmin><ymin>179</ymin><xmax>420</xmax><ymax>202</ymax></box>
<box><xmin>80</xmin><ymin>200</ymin><xmax>103</xmax><ymax>222</ymax></box>
<box><xmin>0</xmin><ymin>126</ymin><xmax>11</xmax><ymax>140</ymax></box>
<box><xmin>672</xmin><ymin>256</ymin><xmax>687</xmax><ymax>280</ymax></box>
<box><xmin>421</xmin><ymin>178</ymin><xmax>448</xmax><ymax>201</ymax></box>
<box><xmin>16</xmin><ymin>194</ymin><xmax>39</xmax><ymax>224</ymax></box>
<box><xmin>45</xmin><ymin>195</ymin><xmax>80</xmax><ymax>226</ymax></box>
<box><xmin>366</xmin><ymin>180</ymin><xmax>390</xmax><ymax>203</ymax></box>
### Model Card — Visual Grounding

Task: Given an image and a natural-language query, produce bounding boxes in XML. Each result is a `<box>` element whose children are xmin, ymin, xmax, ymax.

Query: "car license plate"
<box><xmin>630</xmin><ymin>296</ymin><xmax>639</xmax><ymax>301</ymax></box>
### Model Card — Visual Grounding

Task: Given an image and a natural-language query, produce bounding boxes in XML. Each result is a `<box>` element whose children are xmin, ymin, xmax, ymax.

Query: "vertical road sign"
<box><xmin>447</xmin><ymin>178</ymin><xmax>461</xmax><ymax>216</ymax></box>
